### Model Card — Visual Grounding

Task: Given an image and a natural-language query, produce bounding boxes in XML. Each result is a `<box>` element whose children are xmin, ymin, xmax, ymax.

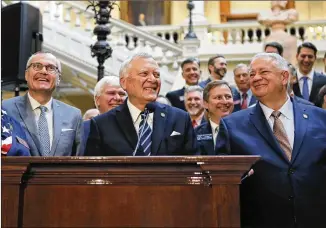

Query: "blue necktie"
<box><xmin>302</xmin><ymin>77</ymin><xmax>309</xmax><ymax>100</ymax></box>
<box><xmin>38</xmin><ymin>106</ymin><xmax>51</xmax><ymax>156</ymax></box>
<box><xmin>137</xmin><ymin>111</ymin><xmax>152</xmax><ymax>156</ymax></box>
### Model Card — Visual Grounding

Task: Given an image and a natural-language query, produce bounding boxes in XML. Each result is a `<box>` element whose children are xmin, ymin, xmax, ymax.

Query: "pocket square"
<box><xmin>170</xmin><ymin>131</ymin><xmax>181</xmax><ymax>136</ymax></box>
<box><xmin>61</xmin><ymin>128</ymin><xmax>74</xmax><ymax>132</ymax></box>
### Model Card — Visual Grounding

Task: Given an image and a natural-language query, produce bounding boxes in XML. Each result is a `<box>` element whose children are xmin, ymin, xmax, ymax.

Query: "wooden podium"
<box><xmin>2</xmin><ymin>156</ymin><xmax>259</xmax><ymax>228</ymax></box>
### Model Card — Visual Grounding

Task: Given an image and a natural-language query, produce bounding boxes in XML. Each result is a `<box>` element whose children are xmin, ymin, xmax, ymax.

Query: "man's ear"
<box><xmin>120</xmin><ymin>76</ymin><xmax>127</xmax><ymax>90</ymax></box>
<box><xmin>282</xmin><ymin>71</ymin><xmax>289</xmax><ymax>85</ymax></box>
<box><xmin>208</xmin><ymin>65</ymin><xmax>214</xmax><ymax>74</ymax></box>
<box><xmin>323</xmin><ymin>94</ymin><xmax>326</xmax><ymax>103</ymax></box>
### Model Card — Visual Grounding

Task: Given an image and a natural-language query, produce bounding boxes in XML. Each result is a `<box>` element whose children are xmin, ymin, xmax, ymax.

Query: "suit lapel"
<box><xmin>249</xmin><ymin>103</ymin><xmax>288</xmax><ymax>161</ymax></box>
<box><xmin>151</xmin><ymin>103</ymin><xmax>167</xmax><ymax>155</ymax></box>
<box><xmin>291</xmin><ymin>100</ymin><xmax>307</xmax><ymax>163</ymax></box>
<box><xmin>50</xmin><ymin>100</ymin><xmax>62</xmax><ymax>156</ymax></box>
<box><xmin>16</xmin><ymin>94</ymin><xmax>42</xmax><ymax>156</ymax></box>
<box><xmin>309</xmin><ymin>72</ymin><xmax>318</xmax><ymax>102</ymax></box>
<box><xmin>116</xmin><ymin>101</ymin><xmax>138</xmax><ymax>150</ymax></box>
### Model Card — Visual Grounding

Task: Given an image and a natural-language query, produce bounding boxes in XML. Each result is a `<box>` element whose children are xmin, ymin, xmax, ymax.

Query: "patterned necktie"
<box><xmin>38</xmin><ymin>106</ymin><xmax>51</xmax><ymax>156</ymax></box>
<box><xmin>241</xmin><ymin>93</ymin><xmax>248</xmax><ymax>109</ymax></box>
<box><xmin>271</xmin><ymin>111</ymin><xmax>292</xmax><ymax>161</ymax></box>
<box><xmin>138</xmin><ymin>111</ymin><xmax>152</xmax><ymax>156</ymax></box>
<box><xmin>302</xmin><ymin>77</ymin><xmax>309</xmax><ymax>100</ymax></box>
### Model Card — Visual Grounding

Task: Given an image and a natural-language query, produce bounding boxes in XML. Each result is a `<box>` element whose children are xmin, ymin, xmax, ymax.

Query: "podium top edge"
<box><xmin>2</xmin><ymin>155</ymin><xmax>260</xmax><ymax>165</ymax></box>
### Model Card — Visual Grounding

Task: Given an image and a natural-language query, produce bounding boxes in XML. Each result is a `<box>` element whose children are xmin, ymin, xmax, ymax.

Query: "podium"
<box><xmin>2</xmin><ymin>156</ymin><xmax>259</xmax><ymax>228</ymax></box>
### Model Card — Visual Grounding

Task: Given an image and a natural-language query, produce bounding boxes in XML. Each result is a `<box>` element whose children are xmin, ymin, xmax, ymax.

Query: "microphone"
<box><xmin>241</xmin><ymin>169</ymin><xmax>254</xmax><ymax>183</ymax></box>
<box><xmin>132</xmin><ymin>103</ymin><xmax>155</xmax><ymax>156</ymax></box>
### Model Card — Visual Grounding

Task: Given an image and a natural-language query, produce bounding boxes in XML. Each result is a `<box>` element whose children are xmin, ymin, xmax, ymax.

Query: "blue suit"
<box><xmin>2</xmin><ymin>94</ymin><xmax>83</xmax><ymax>156</ymax></box>
<box><xmin>232</xmin><ymin>89</ymin><xmax>257</xmax><ymax>112</ymax></box>
<box><xmin>165</xmin><ymin>87</ymin><xmax>186</xmax><ymax>110</ymax></box>
<box><xmin>216</xmin><ymin>99</ymin><xmax>326</xmax><ymax>228</ymax></box>
<box><xmin>293</xmin><ymin>71</ymin><xmax>326</xmax><ymax>105</ymax></box>
<box><xmin>85</xmin><ymin>101</ymin><xmax>197</xmax><ymax>156</ymax></box>
<box><xmin>1</xmin><ymin>109</ymin><xmax>30</xmax><ymax>156</ymax></box>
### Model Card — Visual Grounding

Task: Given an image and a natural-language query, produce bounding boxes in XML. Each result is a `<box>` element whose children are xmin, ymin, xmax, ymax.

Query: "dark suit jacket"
<box><xmin>79</xmin><ymin>120</ymin><xmax>91</xmax><ymax>156</ymax></box>
<box><xmin>293</xmin><ymin>71</ymin><xmax>326</xmax><ymax>104</ymax></box>
<box><xmin>195</xmin><ymin>122</ymin><xmax>214</xmax><ymax>155</ymax></box>
<box><xmin>165</xmin><ymin>87</ymin><xmax>186</xmax><ymax>110</ymax></box>
<box><xmin>85</xmin><ymin>101</ymin><xmax>197</xmax><ymax>156</ymax></box>
<box><xmin>2</xmin><ymin>94</ymin><xmax>83</xmax><ymax>156</ymax></box>
<box><xmin>216</xmin><ymin>99</ymin><xmax>326</xmax><ymax>228</ymax></box>
<box><xmin>233</xmin><ymin>89</ymin><xmax>257</xmax><ymax>112</ymax></box>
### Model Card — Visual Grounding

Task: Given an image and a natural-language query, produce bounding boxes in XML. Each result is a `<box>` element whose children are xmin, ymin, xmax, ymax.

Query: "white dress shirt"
<box><xmin>27</xmin><ymin>93</ymin><xmax>54</xmax><ymax>148</ymax></box>
<box><xmin>127</xmin><ymin>99</ymin><xmax>154</xmax><ymax>134</ymax></box>
<box><xmin>209</xmin><ymin>120</ymin><xmax>219</xmax><ymax>148</ymax></box>
<box><xmin>297</xmin><ymin>69</ymin><xmax>315</xmax><ymax>96</ymax></box>
<box><xmin>259</xmin><ymin>97</ymin><xmax>294</xmax><ymax>149</ymax></box>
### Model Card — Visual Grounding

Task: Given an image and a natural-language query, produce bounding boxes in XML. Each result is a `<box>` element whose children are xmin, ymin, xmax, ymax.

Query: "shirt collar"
<box><xmin>27</xmin><ymin>92</ymin><xmax>52</xmax><ymax>111</ymax></box>
<box><xmin>209</xmin><ymin>119</ymin><xmax>219</xmax><ymax>133</ymax></box>
<box><xmin>239</xmin><ymin>89</ymin><xmax>252</xmax><ymax>97</ymax></box>
<box><xmin>127</xmin><ymin>99</ymin><xmax>142</xmax><ymax>124</ymax></box>
<box><xmin>259</xmin><ymin>96</ymin><xmax>293</xmax><ymax>121</ymax></box>
<box><xmin>297</xmin><ymin>68</ymin><xmax>314</xmax><ymax>81</ymax></box>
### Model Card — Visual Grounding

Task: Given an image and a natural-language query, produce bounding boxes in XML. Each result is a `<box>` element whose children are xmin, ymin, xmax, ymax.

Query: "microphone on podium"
<box><xmin>241</xmin><ymin>169</ymin><xmax>254</xmax><ymax>183</ymax></box>
<box><xmin>132</xmin><ymin>102</ymin><xmax>156</xmax><ymax>156</ymax></box>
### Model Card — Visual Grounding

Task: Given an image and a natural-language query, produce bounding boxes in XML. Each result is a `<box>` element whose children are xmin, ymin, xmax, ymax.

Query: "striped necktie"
<box><xmin>137</xmin><ymin>111</ymin><xmax>152</xmax><ymax>156</ymax></box>
<box><xmin>38</xmin><ymin>106</ymin><xmax>51</xmax><ymax>156</ymax></box>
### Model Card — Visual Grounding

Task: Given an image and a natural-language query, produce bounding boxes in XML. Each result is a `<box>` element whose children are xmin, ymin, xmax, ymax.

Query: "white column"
<box><xmin>192</xmin><ymin>0</ymin><xmax>208</xmax><ymax>23</ymax></box>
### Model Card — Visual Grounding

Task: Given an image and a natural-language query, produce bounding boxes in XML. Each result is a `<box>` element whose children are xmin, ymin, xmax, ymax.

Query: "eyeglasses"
<box><xmin>27</xmin><ymin>62</ymin><xmax>58</xmax><ymax>74</ymax></box>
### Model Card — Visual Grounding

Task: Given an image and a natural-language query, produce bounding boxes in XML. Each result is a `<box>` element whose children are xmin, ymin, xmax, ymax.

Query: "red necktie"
<box><xmin>192</xmin><ymin>120</ymin><xmax>198</xmax><ymax>128</ymax></box>
<box><xmin>241</xmin><ymin>93</ymin><xmax>248</xmax><ymax>109</ymax></box>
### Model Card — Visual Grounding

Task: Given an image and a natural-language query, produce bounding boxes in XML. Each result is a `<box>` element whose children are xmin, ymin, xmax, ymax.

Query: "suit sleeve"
<box><xmin>73</xmin><ymin>111</ymin><xmax>83</xmax><ymax>156</ymax></box>
<box><xmin>215</xmin><ymin>119</ymin><xmax>231</xmax><ymax>155</ymax></box>
<box><xmin>84</xmin><ymin>118</ymin><xmax>102</xmax><ymax>156</ymax></box>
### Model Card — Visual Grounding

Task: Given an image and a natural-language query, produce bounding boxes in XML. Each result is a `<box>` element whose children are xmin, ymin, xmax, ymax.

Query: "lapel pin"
<box><xmin>161</xmin><ymin>113</ymin><xmax>165</xmax><ymax>118</ymax></box>
<box><xmin>303</xmin><ymin>114</ymin><xmax>308</xmax><ymax>119</ymax></box>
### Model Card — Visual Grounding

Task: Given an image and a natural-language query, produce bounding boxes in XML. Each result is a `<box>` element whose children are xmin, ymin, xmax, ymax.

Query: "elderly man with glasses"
<box><xmin>2</xmin><ymin>51</ymin><xmax>83</xmax><ymax>156</ymax></box>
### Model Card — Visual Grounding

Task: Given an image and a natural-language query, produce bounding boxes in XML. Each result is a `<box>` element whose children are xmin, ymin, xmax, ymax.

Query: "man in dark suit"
<box><xmin>232</xmin><ymin>63</ymin><xmax>257</xmax><ymax>112</ymax></box>
<box><xmin>166</xmin><ymin>57</ymin><xmax>201</xmax><ymax>110</ymax></box>
<box><xmin>80</xmin><ymin>76</ymin><xmax>127</xmax><ymax>155</ymax></box>
<box><xmin>85</xmin><ymin>53</ymin><xmax>197</xmax><ymax>156</ymax></box>
<box><xmin>293</xmin><ymin>42</ymin><xmax>326</xmax><ymax>105</ymax></box>
<box><xmin>1</xmin><ymin>109</ymin><xmax>31</xmax><ymax>156</ymax></box>
<box><xmin>199</xmin><ymin>55</ymin><xmax>227</xmax><ymax>88</ymax></box>
<box><xmin>216</xmin><ymin>53</ymin><xmax>326</xmax><ymax>228</ymax></box>
<box><xmin>2</xmin><ymin>52</ymin><xmax>83</xmax><ymax>156</ymax></box>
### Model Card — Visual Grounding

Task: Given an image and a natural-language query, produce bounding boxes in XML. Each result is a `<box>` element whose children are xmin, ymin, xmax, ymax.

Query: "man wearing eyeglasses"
<box><xmin>2</xmin><ymin>51</ymin><xmax>83</xmax><ymax>156</ymax></box>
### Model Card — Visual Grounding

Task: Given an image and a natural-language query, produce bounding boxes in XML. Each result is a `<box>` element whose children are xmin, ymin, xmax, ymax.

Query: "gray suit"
<box><xmin>2</xmin><ymin>94</ymin><xmax>83</xmax><ymax>156</ymax></box>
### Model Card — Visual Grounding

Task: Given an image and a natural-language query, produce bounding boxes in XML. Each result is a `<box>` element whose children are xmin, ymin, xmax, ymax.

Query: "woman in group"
<box><xmin>195</xmin><ymin>80</ymin><xmax>234</xmax><ymax>155</ymax></box>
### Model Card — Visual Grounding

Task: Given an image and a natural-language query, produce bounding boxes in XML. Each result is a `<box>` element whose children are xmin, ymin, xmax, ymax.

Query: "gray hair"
<box><xmin>184</xmin><ymin>85</ymin><xmax>204</xmax><ymax>97</ymax></box>
<box><xmin>233</xmin><ymin>63</ymin><xmax>248</xmax><ymax>75</ymax></box>
<box><xmin>94</xmin><ymin>76</ymin><xmax>121</xmax><ymax>108</ymax></box>
<box><xmin>119</xmin><ymin>52</ymin><xmax>154</xmax><ymax>78</ymax></box>
<box><xmin>250</xmin><ymin>52</ymin><xmax>289</xmax><ymax>71</ymax></box>
<box><xmin>26</xmin><ymin>51</ymin><xmax>62</xmax><ymax>75</ymax></box>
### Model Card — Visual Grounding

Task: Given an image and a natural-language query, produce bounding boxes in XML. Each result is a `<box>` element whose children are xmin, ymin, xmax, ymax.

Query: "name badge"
<box><xmin>16</xmin><ymin>136</ymin><xmax>30</xmax><ymax>149</ymax></box>
<box><xmin>197</xmin><ymin>134</ymin><xmax>213</xmax><ymax>141</ymax></box>
<box><xmin>179</xmin><ymin>96</ymin><xmax>184</xmax><ymax>101</ymax></box>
